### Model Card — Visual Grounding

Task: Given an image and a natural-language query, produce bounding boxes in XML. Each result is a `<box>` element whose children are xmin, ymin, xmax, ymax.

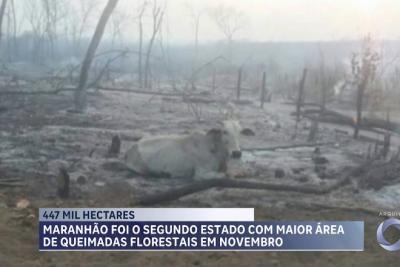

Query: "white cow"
<box><xmin>124</xmin><ymin>120</ymin><xmax>243</xmax><ymax>179</ymax></box>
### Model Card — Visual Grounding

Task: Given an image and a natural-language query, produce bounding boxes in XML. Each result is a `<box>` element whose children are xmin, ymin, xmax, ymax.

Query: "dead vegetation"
<box><xmin>0</xmin><ymin>1</ymin><xmax>399</xmax><ymax>265</ymax></box>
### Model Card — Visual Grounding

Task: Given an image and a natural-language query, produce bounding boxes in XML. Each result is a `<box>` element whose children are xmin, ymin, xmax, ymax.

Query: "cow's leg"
<box><xmin>124</xmin><ymin>144</ymin><xmax>148</xmax><ymax>174</ymax></box>
<box><xmin>193</xmin><ymin>168</ymin><xmax>226</xmax><ymax>180</ymax></box>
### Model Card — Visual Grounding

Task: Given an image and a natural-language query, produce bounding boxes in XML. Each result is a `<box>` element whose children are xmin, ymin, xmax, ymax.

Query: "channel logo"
<box><xmin>377</xmin><ymin>218</ymin><xmax>400</xmax><ymax>251</ymax></box>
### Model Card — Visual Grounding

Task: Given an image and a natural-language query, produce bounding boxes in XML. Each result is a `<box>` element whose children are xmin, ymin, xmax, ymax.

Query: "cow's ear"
<box><xmin>207</xmin><ymin>128</ymin><xmax>223</xmax><ymax>154</ymax></box>
<box><xmin>240</xmin><ymin>128</ymin><xmax>255</xmax><ymax>136</ymax></box>
<box><xmin>207</xmin><ymin>128</ymin><xmax>222</xmax><ymax>138</ymax></box>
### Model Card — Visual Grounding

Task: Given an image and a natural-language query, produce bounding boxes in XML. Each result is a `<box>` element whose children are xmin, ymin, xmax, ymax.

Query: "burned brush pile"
<box><xmin>357</xmin><ymin>160</ymin><xmax>400</xmax><ymax>191</ymax></box>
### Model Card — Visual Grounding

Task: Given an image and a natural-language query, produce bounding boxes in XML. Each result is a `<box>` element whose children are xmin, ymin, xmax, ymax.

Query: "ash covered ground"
<box><xmin>0</xmin><ymin>83</ymin><xmax>399</xmax><ymax>266</ymax></box>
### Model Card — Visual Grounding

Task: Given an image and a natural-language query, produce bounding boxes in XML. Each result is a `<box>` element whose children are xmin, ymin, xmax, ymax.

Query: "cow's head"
<box><xmin>207</xmin><ymin>120</ymin><xmax>243</xmax><ymax>160</ymax></box>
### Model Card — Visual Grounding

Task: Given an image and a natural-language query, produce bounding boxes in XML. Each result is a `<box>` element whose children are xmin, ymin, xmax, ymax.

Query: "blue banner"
<box><xmin>39</xmin><ymin>221</ymin><xmax>364</xmax><ymax>251</ymax></box>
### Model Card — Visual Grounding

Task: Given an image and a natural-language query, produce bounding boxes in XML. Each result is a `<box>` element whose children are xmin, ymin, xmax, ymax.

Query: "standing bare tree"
<box><xmin>9</xmin><ymin>1</ymin><xmax>16</xmax><ymax>36</ymax></box>
<box><xmin>351</xmin><ymin>35</ymin><xmax>379</xmax><ymax>138</ymax></box>
<box><xmin>137</xmin><ymin>1</ymin><xmax>147</xmax><ymax>88</ymax></box>
<box><xmin>41</xmin><ymin>0</ymin><xmax>69</xmax><ymax>59</ymax></box>
<box><xmin>143</xmin><ymin>0</ymin><xmax>164</xmax><ymax>89</ymax></box>
<box><xmin>209</xmin><ymin>4</ymin><xmax>244</xmax><ymax>61</ymax></box>
<box><xmin>316</xmin><ymin>49</ymin><xmax>338</xmax><ymax>113</ymax></box>
<box><xmin>74</xmin><ymin>0</ymin><xmax>119</xmax><ymax>112</ymax></box>
<box><xmin>184</xmin><ymin>1</ymin><xmax>205</xmax><ymax>89</ymax></box>
<box><xmin>25</xmin><ymin>0</ymin><xmax>46</xmax><ymax>62</ymax></box>
<box><xmin>0</xmin><ymin>0</ymin><xmax>7</xmax><ymax>45</ymax></box>
<box><xmin>5</xmin><ymin>0</ymin><xmax>18</xmax><ymax>60</ymax></box>
<box><xmin>68</xmin><ymin>0</ymin><xmax>99</xmax><ymax>57</ymax></box>
<box><xmin>110</xmin><ymin>10</ymin><xmax>127</xmax><ymax>48</ymax></box>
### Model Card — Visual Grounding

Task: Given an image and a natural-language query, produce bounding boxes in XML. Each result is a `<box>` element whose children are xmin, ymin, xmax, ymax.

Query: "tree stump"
<box><xmin>108</xmin><ymin>135</ymin><xmax>121</xmax><ymax>157</ymax></box>
<box><xmin>57</xmin><ymin>167</ymin><xmax>70</xmax><ymax>199</ymax></box>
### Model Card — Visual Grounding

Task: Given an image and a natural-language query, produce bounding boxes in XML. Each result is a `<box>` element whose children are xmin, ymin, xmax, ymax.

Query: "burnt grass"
<box><xmin>0</xmin><ymin>89</ymin><xmax>399</xmax><ymax>266</ymax></box>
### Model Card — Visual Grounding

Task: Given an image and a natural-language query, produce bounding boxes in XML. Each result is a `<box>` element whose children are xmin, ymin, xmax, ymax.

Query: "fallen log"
<box><xmin>300</xmin><ymin>108</ymin><xmax>400</xmax><ymax>135</ymax></box>
<box><xmin>182</xmin><ymin>97</ymin><xmax>221</xmax><ymax>104</ymax></box>
<box><xmin>358</xmin><ymin>135</ymin><xmax>384</xmax><ymax>145</ymax></box>
<box><xmin>0</xmin><ymin>181</ymin><xmax>25</xmax><ymax>187</ymax></box>
<box><xmin>242</xmin><ymin>142</ymin><xmax>335</xmax><ymax>152</ymax></box>
<box><xmin>284</xmin><ymin>101</ymin><xmax>322</xmax><ymax>108</ymax></box>
<box><xmin>95</xmin><ymin>86</ymin><xmax>196</xmax><ymax>97</ymax></box>
<box><xmin>286</xmin><ymin>201</ymin><xmax>379</xmax><ymax>216</ymax></box>
<box><xmin>136</xmin><ymin>172</ymin><xmax>352</xmax><ymax>206</ymax></box>
<box><xmin>0</xmin><ymin>87</ymin><xmax>75</xmax><ymax>95</ymax></box>
<box><xmin>136</xmin><ymin>158</ymin><xmax>376</xmax><ymax>206</ymax></box>
<box><xmin>0</xmin><ymin>86</ymin><xmax>192</xmax><ymax>97</ymax></box>
<box><xmin>0</xmin><ymin>178</ymin><xmax>23</xmax><ymax>183</ymax></box>
<box><xmin>0</xmin><ymin>85</ymin><xmax>217</xmax><ymax>107</ymax></box>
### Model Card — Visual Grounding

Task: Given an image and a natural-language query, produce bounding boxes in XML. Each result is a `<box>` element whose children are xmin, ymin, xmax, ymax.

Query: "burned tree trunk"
<box><xmin>137</xmin><ymin>172</ymin><xmax>352</xmax><ymax>206</ymax></box>
<box><xmin>144</xmin><ymin>3</ymin><xmax>164</xmax><ymax>89</ymax></box>
<box><xmin>236</xmin><ymin>67</ymin><xmax>242</xmax><ymax>101</ymax></box>
<box><xmin>57</xmin><ymin>167</ymin><xmax>70</xmax><ymax>199</ymax></box>
<box><xmin>108</xmin><ymin>135</ymin><xmax>121</xmax><ymax>157</ymax></box>
<box><xmin>320</xmin><ymin>79</ymin><xmax>328</xmax><ymax>114</ymax></box>
<box><xmin>307</xmin><ymin>120</ymin><xmax>319</xmax><ymax>142</ymax></box>
<box><xmin>296</xmin><ymin>68</ymin><xmax>308</xmax><ymax>122</ymax></box>
<box><xmin>351</xmin><ymin>36</ymin><xmax>379</xmax><ymax>138</ymax></box>
<box><xmin>354</xmin><ymin>80</ymin><xmax>367</xmax><ymax>139</ymax></box>
<box><xmin>74</xmin><ymin>0</ymin><xmax>119</xmax><ymax>112</ymax></box>
<box><xmin>212</xmin><ymin>67</ymin><xmax>216</xmax><ymax>92</ymax></box>
<box><xmin>293</xmin><ymin>68</ymin><xmax>308</xmax><ymax>137</ymax></box>
<box><xmin>260</xmin><ymin>71</ymin><xmax>266</xmax><ymax>108</ymax></box>
<box><xmin>138</xmin><ymin>16</ymin><xmax>144</xmax><ymax>88</ymax></box>
<box><xmin>137</xmin><ymin>2</ymin><xmax>146</xmax><ymax>88</ymax></box>
<box><xmin>382</xmin><ymin>133</ymin><xmax>391</xmax><ymax>158</ymax></box>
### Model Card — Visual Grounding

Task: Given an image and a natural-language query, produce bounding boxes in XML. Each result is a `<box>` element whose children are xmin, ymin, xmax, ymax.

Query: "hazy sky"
<box><xmin>159</xmin><ymin>0</ymin><xmax>400</xmax><ymax>41</ymax></box>
<box><xmin>18</xmin><ymin>0</ymin><xmax>400</xmax><ymax>43</ymax></box>
<box><xmin>130</xmin><ymin>0</ymin><xmax>400</xmax><ymax>43</ymax></box>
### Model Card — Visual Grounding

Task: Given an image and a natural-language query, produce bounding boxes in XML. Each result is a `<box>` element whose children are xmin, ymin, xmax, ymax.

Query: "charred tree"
<box><xmin>209</xmin><ymin>4</ymin><xmax>245</xmax><ymax>62</ymax></box>
<box><xmin>351</xmin><ymin>36</ymin><xmax>379</xmax><ymax>139</ymax></box>
<box><xmin>354</xmin><ymin>79</ymin><xmax>366</xmax><ymax>138</ymax></box>
<box><xmin>212</xmin><ymin>66</ymin><xmax>216</xmax><ymax>92</ymax></box>
<box><xmin>137</xmin><ymin>2</ymin><xmax>147</xmax><ymax>88</ymax></box>
<box><xmin>296</xmin><ymin>68</ymin><xmax>308</xmax><ymax>122</ymax></box>
<box><xmin>144</xmin><ymin>2</ymin><xmax>164</xmax><ymax>89</ymax></box>
<box><xmin>307</xmin><ymin>120</ymin><xmax>319</xmax><ymax>142</ymax></box>
<box><xmin>136</xmin><ymin>171</ymin><xmax>353</xmax><ymax>206</ymax></box>
<box><xmin>7</xmin><ymin>0</ymin><xmax>17</xmax><ymax>59</ymax></box>
<box><xmin>293</xmin><ymin>68</ymin><xmax>308</xmax><ymax>137</ymax></box>
<box><xmin>108</xmin><ymin>135</ymin><xmax>121</xmax><ymax>157</ymax></box>
<box><xmin>184</xmin><ymin>3</ymin><xmax>205</xmax><ymax>90</ymax></box>
<box><xmin>260</xmin><ymin>71</ymin><xmax>266</xmax><ymax>108</ymax></box>
<box><xmin>0</xmin><ymin>0</ymin><xmax>7</xmax><ymax>44</ymax></box>
<box><xmin>74</xmin><ymin>0</ymin><xmax>119</xmax><ymax>112</ymax></box>
<box><xmin>236</xmin><ymin>67</ymin><xmax>242</xmax><ymax>101</ymax></box>
<box><xmin>382</xmin><ymin>133</ymin><xmax>391</xmax><ymax>158</ymax></box>
<box><xmin>57</xmin><ymin>167</ymin><xmax>70</xmax><ymax>199</ymax></box>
